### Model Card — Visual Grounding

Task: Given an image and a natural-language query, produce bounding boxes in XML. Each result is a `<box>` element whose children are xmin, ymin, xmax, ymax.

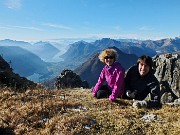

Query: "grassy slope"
<box><xmin>0</xmin><ymin>88</ymin><xmax>180</xmax><ymax>135</ymax></box>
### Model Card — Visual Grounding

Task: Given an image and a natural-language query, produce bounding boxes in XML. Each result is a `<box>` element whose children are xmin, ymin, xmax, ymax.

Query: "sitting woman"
<box><xmin>124</xmin><ymin>55</ymin><xmax>161</xmax><ymax>108</ymax></box>
<box><xmin>92</xmin><ymin>48</ymin><xmax>125</xmax><ymax>101</ymax></box>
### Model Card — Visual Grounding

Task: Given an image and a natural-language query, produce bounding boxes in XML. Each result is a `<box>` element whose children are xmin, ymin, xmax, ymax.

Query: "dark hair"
<box><xmin>137</xmin><ymin>55</ymin><xmax>153</xmax><ymax>69</ymax></box>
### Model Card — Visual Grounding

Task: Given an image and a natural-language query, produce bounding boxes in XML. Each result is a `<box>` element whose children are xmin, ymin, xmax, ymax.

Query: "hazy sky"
<box><xmin>0</xmin><ymin>0</ymin><xmax>180</xmax><ymax>42</ymax></box>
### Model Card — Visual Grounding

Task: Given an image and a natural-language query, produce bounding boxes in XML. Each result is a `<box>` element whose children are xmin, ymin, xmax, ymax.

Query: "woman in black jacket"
<box><xmin>124</xmin><ymin>55</ymin><xmax>161</xmax><ymax>108</ymax></box>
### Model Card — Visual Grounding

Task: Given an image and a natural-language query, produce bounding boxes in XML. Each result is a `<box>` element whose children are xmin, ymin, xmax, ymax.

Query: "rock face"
<box><xmin>55</xmin><ymin>69</ymin><xmax>89</xmax><ymax>89</ymax></box>
<box><xmin>153</xmin><ymin>53</ymin><xmax>180</xmax><ymax>103</ymax></box>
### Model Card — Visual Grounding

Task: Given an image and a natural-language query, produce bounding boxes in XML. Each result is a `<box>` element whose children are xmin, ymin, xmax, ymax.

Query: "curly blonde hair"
<box><xmin>98</xmin><ymin>48</ymin><xmax>118</xmax><ymax>63</ymax></box>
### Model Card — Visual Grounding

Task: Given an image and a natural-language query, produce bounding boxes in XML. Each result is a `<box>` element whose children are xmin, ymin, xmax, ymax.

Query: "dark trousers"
<box><xmin>96</xmin><ymin>85</ymin><xmax>112</xmax><ymax>99</ymax></box>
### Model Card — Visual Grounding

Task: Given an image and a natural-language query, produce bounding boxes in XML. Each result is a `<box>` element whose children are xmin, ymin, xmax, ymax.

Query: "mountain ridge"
<box><xmin>0</xmin><ymin>46</ymin><xmax>49</xmax><ymax>79</ymax></box>
<box><xmin>0</xmin><ymin>36</ymin><xmax>179</xmax><ymax>83</ymax></box>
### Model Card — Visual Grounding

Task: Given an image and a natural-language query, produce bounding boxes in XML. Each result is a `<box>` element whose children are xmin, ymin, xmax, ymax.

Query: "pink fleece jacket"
<box><xmin>92</xmin><ymin>62</ymin><xmax>125</xmax><ymax>101</ymax></box>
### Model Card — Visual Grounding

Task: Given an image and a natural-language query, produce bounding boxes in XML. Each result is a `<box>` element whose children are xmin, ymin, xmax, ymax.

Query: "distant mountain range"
<box><xmin>0</xmin><ymin>46</ymin><xmax>49</xmax><ymax>81</ymax></box>
<box><xmin>59</xmin><ymin>37</ymin><xmax>180</xmax><ymax>72</ymax></box>
<box><xmin>0</xmin><ymin>39</ymin><xmax>69</xmax><ymax>62</ymax></box>
<box><xmin>62</xmin><ymin>37</ymin><xmax>180</xmax><ymax>62</ymax></box>
<box><xmin>0</xmin><ymin>37</ymin><xmax>179</xmax><ymax>83</ymax></box>
<box><xmin>0</xmin><ymin>39</ymin><xmax>69</xmax><ymax>82</ymax></box>
<box><xmin>0</xmin><ymin>55</ymin><xmax>36</xmax><ymax>90</ymax></box>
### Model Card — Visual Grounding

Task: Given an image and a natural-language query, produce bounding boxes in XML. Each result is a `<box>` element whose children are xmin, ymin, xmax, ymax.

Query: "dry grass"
<box><xmin>0</xmin><ymin>87</ymin><xmax>180</xmax><ymax>135</ymax></box>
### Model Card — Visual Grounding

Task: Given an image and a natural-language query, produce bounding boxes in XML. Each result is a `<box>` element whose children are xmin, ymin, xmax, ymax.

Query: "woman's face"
<box><xmin>138</xmin><ymin>60</ymin><xmax>150</xmax><ymax>76</ymax></box>
<box><xmin>104</xmin><ymin>55</ymin><xmax>115</xmax><ymax>66</ymax></box>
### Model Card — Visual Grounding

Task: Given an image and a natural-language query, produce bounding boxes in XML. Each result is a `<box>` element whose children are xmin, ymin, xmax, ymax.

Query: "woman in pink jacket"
<box><xmin>92</xmin><ymin>48</ymin><xmax>125</xmax><ymax>101</ymax></box>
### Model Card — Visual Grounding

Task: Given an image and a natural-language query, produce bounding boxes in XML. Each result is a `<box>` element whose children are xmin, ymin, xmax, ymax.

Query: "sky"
<box><xmin>0</xmin><ymin>0</ymin><xmax>180</xmax><ymax>42</ymax></box>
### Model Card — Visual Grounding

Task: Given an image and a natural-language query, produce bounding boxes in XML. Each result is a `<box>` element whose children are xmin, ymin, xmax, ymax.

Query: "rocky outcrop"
<box><xmin>55</xmin><ymin>69</ymin><xmax>89</xmax><ymax>89</ymax></box>
<box><xmin>0</xmin><ymin>55</ymin><xmax>36</xmax><ymax>91</ymax></box>
<box><xmin>153</xmin><ymin>53</ymin><xmax>180</xmax><ymax>104</ymax></box>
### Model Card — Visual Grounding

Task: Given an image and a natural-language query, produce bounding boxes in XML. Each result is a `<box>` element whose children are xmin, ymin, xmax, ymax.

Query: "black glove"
<box><xmin>126</xmin><ymin>90</ymin><xmax>137</xmax><ymax>99</ymax></box>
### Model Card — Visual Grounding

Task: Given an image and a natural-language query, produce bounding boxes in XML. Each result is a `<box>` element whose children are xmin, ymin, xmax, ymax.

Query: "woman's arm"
<box><xmin>92</xmin><ymin>68</ymin><xmax>106</xmax><ymax>97</ymax></box>
<box><xmin>109</xmin><ymin>68</ymin><xmax>125</xmax><ymax>101</ymax></box>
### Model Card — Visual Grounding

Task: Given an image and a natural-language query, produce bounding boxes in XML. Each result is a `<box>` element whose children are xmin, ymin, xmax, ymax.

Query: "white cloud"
<box><xmin>13</xmin><ymin>26</ymin><xmax>43</xmax><ymax>31</ymax></box>
<box><xmin>0</xmin><ymin>24</ymin><xmax>43</xmax><ymax>31</ymax></box>
<box><xmin>5</xmin><ymin>0</ymin><xmax>22</xmax><ymax>9</ymax></box>
<box><xmin>0</xmin><ymin>26</ymin><xmax>13</xmax><ymax>30</ymax></box>
<box><xmin>112</xmin><ymin>26</ymin><xmax>122</xmax><ymax>31</ymax></box>
<box><xmin>139</xmin><ymin>26</ymin><xmax>154</xmax><ymax>31</ymax></box>
<box><xmin>79</xmin><ymin>33</ymin><xmax>138</xmax><ymax>39</ymax></box>
<box><xmin>43</xmin><ymin>23</ymin><xmax>73</xmax><ymax>30</ymax></box>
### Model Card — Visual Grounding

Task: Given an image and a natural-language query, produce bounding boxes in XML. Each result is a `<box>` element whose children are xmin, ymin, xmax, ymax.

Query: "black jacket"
<box><xmin>124</xmin><ymin>65</ymin><xmax>161</xmax><ymax>108</ymax></box>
